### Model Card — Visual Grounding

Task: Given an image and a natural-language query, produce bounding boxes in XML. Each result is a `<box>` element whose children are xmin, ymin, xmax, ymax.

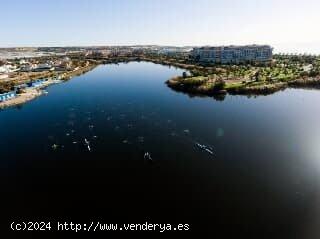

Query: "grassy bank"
<box><xmin>166</xmin><ymin>74</ymin><xmax>320</xmax><ymax>97</ymax></box>
<box><xmin>164</xmin><ymin>54</ymin><xmax>320</xmax><ymax>97</ymax></box>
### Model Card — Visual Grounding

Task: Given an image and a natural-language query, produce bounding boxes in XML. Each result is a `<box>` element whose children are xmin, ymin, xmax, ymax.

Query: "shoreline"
<box><xmin>166</xmin><ymin>75</ymin><xmax>320</xmax><ymax>97</ymax></box>
<box><xmin>98</xmin><ymin>57</ymin><xmax>320</xmax><ymax>98</ymax></box>
<box><xmin>0</xmin><ymin>80</ymin><xmax>58</xmax><ymax>109</ymax></box>
<box><xmin>0</xmin><ymin>64</ymin><xmax>97</xmax><ymax>109</ymax></box>
<box><xmin>111</xmin><ymin>58</ymin><xmax>320</xmax><ymax>97</ymax></box>
<box><xmin>1</xmin><ymin>57</ymin><xmax>320</xmax><ymax>108</ymax></box>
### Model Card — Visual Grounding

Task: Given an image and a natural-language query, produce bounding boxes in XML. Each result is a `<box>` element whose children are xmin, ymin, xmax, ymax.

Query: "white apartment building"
<box><xmin>191</xmin><ymin>45</ymin><xmax>273</xmax><ymax>64</ymax></box>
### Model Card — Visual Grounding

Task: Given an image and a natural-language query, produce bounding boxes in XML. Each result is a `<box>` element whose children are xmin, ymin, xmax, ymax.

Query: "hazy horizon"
<box><xmin>2</xmin><ymin>0</ymin><xmax>320</xmax><ymax>54</ymax></box>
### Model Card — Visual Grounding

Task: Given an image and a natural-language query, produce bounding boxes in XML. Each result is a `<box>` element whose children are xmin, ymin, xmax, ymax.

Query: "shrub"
<box><xmin>309</xmin><ymin>70</ymin><xmax>320</xmax><ymax>77</ymax></box>
<box><xmin>182</xmin><ymin>72</ymin><xmax>188</xmax><ymax>78</ymax></box>
<box><xmin>213</xmin><ymin>79</ymin><xmax>226</xmax><ymax>91</ymax></box>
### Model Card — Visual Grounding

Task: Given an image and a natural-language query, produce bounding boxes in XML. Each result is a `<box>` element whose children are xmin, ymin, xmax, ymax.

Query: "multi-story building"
<box><xmin>191</xmin><ymin>45</ymin><xmax>273</xmax><ymax>64</ymax></box>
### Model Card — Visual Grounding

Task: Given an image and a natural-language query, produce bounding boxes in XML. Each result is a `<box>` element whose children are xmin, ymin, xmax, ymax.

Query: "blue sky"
<box><xmin>2</xmin><ymin>0</ymin><xmax>320</xmax><ymax>53</ymax></box>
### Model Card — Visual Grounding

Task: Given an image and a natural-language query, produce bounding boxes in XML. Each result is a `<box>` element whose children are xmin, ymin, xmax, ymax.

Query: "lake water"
<box><xmin>1</xmin><ymin>62</ymin><xmax>320</xmax><ymax>237</ymax></box>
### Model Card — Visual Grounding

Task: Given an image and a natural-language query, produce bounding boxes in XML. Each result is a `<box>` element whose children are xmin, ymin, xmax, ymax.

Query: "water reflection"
<box><xmin>1</xmin><ymin>62</ymin><xmax>320</xmax><ymax>235</ymax></box>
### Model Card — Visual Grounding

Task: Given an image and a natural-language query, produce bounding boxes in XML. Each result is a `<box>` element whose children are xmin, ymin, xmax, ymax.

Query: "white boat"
<box><xmin>196</xmin><ymin>142</ymin><xmax>214</xmax><ymax>155</ymax></box>
<box><xmin>84</xmin><ymin>138</ymin><xmax>91</xmax><ymax>151</ymax></box>
<box><xmin>144</xmin><ymin>152</ymin><xmax>152</xmax><ymax>161</ymax></box>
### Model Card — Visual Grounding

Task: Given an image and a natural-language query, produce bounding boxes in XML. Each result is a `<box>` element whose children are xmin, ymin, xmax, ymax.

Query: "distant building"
<box><xmin>85</xmin><ymin>50</ymin><xmax>112</xmax><ymax>58</ymax></box>
<box><xmin>191</xmin><ymin>45</ymin><xmax>273</xmax><ymax>64</ymax></box>
<box><xmin>53</xmin><ymin>59</ymin><xmax>72</xmax><ymax>71</ymax></box>
<box><xmin>0</xmin><ymin>91</ymin><xmax>16</xmax><ymax>102</ymax></box>
<box><xmin>20</xmin><ymin>64</ymin><xmax>35</xmax><ymax>72</ymax></box>
<box><xmin>0</xmin><ymin>64</ymin><xmax>18</xmax><ymax>73</ymax></box>
<box><xmin>14</xmin><ymin>83</ymin><xmax>28</xmax><ymax>90</ymax></box>
<box><xmin>19</xmin><ymin>59</ymin><xmax>28</xmax><ymax>65</ymax></box>
<box><xmin>27</xmin><ymin>79</ymin><xmax>47</xmax><ymax>88</ymax></box>
<box><xmin>0</xmin><ymin>74</ymin><xmax>8</xmax><ymax>80</ymax></box>
<box><xmin>32</xmin><ymin>63</ymin><xmax>54</xmax><ymax>72</ymax></box>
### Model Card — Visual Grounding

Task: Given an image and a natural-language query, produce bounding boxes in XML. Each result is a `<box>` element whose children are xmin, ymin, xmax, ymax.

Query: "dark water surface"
<box><xmin>1</xmin><ymin>62</ymin><xmax>320</xmax><ymax>237</ymax></box>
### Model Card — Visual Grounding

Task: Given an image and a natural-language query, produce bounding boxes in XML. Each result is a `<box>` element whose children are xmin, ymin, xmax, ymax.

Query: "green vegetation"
<box><xmin>2</xmin><ymin>51</ymin><xmax>320</xmax><ymax>98</ymax></box>
<box><xmin>166</xmin><ymin>54</ymin><xmax>320</xmax><ymax>96</ymax></box>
